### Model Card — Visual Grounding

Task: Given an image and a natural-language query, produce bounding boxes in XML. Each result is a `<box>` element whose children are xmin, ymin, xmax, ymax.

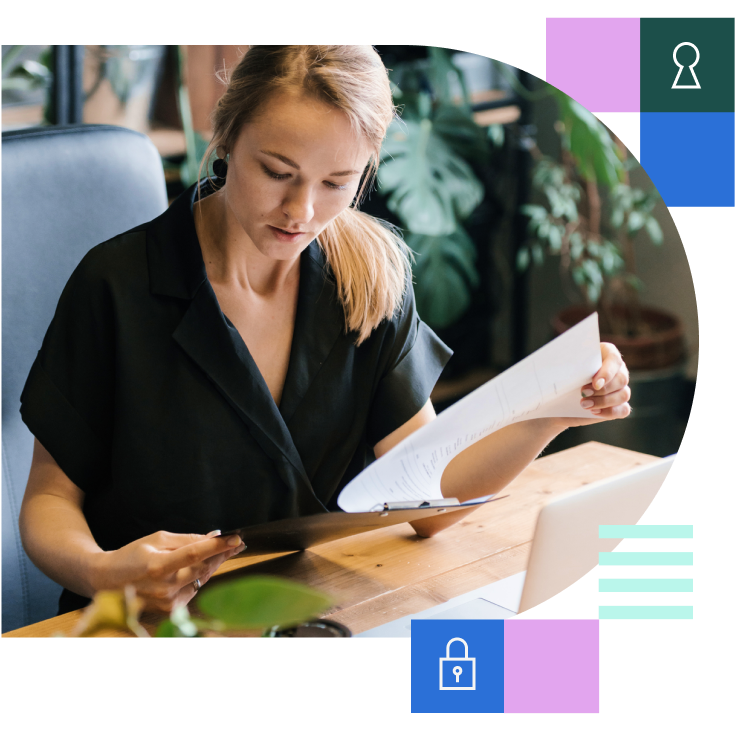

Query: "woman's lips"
<box><xmin>268</xmin><ymin>225</ymin><xmax>307</xmax><ymax>243</ymax></box>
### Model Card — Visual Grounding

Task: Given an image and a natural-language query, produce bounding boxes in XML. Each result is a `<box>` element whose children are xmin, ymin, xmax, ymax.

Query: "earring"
<box><xmin>213</xmin><ymin>156</ymin><xmax>228</xmax><ymax>181</ymax></box>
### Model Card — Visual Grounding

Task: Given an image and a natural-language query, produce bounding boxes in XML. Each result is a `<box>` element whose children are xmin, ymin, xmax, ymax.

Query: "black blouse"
<box><xmin>20</xmin><ymin>182</ymin><xmax>452</xmax><ymax>612</ymax></box>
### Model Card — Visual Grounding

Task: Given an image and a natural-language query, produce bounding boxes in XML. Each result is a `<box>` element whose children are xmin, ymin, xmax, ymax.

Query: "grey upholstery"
<box><xmin>2</xmin><ymin>124</ymin><xmax>168</xmax><ymax>632</ymax></box>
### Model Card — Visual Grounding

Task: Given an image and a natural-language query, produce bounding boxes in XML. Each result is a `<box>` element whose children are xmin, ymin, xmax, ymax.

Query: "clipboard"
<box><xmin>223</xmin><ymin>494</ymin><xmax>508</xmax><ymax>557</ymax></box>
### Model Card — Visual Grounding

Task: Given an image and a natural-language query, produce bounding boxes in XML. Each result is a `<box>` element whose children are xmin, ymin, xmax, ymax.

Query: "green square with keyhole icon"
<box><xmin>640</xmin><ymin>18</ymin><xmax>734</xmax><ymax>112</ymax></box>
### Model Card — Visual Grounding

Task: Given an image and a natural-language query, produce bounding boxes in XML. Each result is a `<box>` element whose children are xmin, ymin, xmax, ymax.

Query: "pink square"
<box><xmin>547</xmin><ymin>18</ymin><xmax>640</xmax><ymax>112</ymax></box>
<box><xmin>504</xmin><ymin>620</ymin><xmax>599</xmax><ymax>713</ymax></box>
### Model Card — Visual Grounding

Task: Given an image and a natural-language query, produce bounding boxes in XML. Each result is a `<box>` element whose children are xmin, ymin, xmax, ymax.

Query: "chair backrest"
<box><xmin>2</xmin><ymin>124</ymin><xmax>168</xmax><ymax>632</ymax></box>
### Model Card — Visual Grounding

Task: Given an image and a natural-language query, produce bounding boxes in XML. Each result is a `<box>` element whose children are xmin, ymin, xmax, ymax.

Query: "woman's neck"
<box><xmin>193</xmin><ymin>188</ymin><xmax>300</xmax><ymax>298</ymax></box>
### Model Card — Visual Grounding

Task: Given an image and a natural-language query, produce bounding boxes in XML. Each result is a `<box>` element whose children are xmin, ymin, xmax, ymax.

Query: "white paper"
<box><xmin>338</xmin><ymin>312</ymin><xmax>602</xmax><ymax>512</ymax></box>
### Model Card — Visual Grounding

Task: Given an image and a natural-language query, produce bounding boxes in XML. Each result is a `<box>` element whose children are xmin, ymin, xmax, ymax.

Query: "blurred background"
<box><xmin>2</xmin><ymin>45</ymin><xmax>697</xmax><ymax>458</ymax></box>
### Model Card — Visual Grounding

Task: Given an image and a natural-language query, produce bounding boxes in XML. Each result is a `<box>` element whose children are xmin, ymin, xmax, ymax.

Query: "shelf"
<box><xmin>2</xmin><ymin>103</ymin><xmax>45</xmax><ymax>131</ymax></box>
<box><xmin>147</xmin><ymin>126</ymin><xmax>187</xmax><ymax>159</ymax></box>
<box><xmin>470</xmin><ymin>89</ymin><xmax>521</xmax><ymax>127</ymax></box>
<box><xmin>470</xmin><ymin>90</ymin><xmax>521</xmax><ymax>126</ymax></box>
<box><xmin>473</xmin><ymin>105</ymin><xmax>521</xmax><ymax>126</ymax></box>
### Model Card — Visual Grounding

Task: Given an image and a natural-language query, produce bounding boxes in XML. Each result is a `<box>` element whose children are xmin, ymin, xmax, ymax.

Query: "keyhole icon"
<box><xmin>453</xmin><ymin>665</ymin><xmax>463</xmax><ymax>683</ymax></box>
<box><xmin>672</xmin><ymin>42</ymin><xmax>701</xmax><ymax>89</ymax></box>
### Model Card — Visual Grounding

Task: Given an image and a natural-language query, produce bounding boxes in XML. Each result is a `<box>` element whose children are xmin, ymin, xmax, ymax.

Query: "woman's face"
<box><xmin>222</xmin><ymin>89</ymin><xmax>373</xmax><ymax>261</ymax></box>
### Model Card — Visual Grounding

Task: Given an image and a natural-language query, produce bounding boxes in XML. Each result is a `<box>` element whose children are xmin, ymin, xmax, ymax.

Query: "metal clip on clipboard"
<box><xmin>371</xmin><ymin>498</ymin><xmax>461</xmax><ymax>516</ymax></box>
<box><xmin>373</xmin><ymin>494</ymin><xmax>509</xmax><ymax>515</ymax></box>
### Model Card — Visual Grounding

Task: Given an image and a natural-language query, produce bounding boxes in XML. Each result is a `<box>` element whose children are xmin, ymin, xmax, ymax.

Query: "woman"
<box><xmin>19</xmin><ymin>46</ymin><xmax>630</xmax><ymax>616</ymax></box>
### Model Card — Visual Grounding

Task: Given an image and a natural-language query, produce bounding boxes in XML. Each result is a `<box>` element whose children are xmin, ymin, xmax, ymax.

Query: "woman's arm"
<box><xmin>414</xmin><ymin>417</ymin><xmax>566</xmax><ymax>537</ymax></box>
<box><xmin>19</xmin><ymin>439</ymin><xmax>244</xmax><ymax>612</ymax></box>
<box><xmin>20</xmin><ymin>439</ymin><xmax>106</xmax><ymax>597</ymax></box>
<box><xmin>374</xmin><ymin>404</ymin><xmax>563</xmax><ymax>537</ymax></box>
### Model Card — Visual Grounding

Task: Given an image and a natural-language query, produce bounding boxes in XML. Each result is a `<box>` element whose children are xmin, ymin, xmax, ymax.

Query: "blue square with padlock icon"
<box><xmin>411</xmin><ymin>620</ymin><xmax>504</xmax><ymax>713</ymax></box>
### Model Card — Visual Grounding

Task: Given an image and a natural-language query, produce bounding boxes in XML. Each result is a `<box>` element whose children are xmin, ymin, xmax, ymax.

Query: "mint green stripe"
<box><xmin>599</xmin><ymin>579</ymin><xmax>693</xmax><ymax>592</ymax></box>
<box><xmin>599</xmin><ymin>552</ymin><xmax>693</xmax><ymax>565</ymax></box>
<box><xmin>599</xmin><ymin>606</ymin><xmax>693</xmax><ymax>620</ymax></box>
<box><xmin>599</xmin><ymin>525</ymin><xmax>693</xmax><ymax>538</ymax></box>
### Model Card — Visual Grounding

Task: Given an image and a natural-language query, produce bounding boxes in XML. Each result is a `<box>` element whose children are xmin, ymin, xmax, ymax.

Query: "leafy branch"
<box><xmin>516</xmin><ymin>85</ymin><xmax>664</xmax><ymax>336</ymax></box>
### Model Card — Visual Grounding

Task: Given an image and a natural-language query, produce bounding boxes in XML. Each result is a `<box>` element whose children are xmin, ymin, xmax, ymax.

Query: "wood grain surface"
<box><xmin>3</xmin><ymin>441</ymin><xmax>657</xmax><ymax>638</ymax></box>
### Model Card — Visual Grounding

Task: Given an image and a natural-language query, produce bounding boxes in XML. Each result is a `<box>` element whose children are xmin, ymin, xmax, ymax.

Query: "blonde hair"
<box><xmin>200</xmin><ymin>45</ymin><xmax>411</xmax><ymax>345</ymax></box>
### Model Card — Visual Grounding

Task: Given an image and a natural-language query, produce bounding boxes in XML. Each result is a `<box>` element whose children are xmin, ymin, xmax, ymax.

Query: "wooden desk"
<box><xmin>4</xmin><ymin>442</ymin><xmax>656</xmax><ymax>638</ymax></box>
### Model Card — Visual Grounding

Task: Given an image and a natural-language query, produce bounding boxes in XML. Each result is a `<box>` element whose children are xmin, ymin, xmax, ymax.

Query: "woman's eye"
<box><xmin>262</xmin><ymin>164</ymin><xmax>290</xmax><ymax>180</ymax></box>
<box><xmin>261</xmin><ymin>164</ymin><xmax>348</xmax><ymax>191</ymax></box>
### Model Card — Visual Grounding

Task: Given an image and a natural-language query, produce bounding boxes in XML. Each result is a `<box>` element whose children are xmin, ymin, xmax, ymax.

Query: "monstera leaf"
<box><xmin>380</xmin><ymin>116</ymin><xmax>484</xmax><ymax>236</ymax></box>
<box><xmin>409</xmin><ymin>226</ymin><xmax>480</xmax><ymax>329</ymax></box>
<box><xmin>433</xmin><ymin>103</ymin><xmax>490</xmax><ymax>162</ymax></box>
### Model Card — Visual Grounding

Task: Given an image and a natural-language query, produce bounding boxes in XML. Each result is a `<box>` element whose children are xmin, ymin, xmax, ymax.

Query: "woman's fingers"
<box><xmin>153</xmin><ymin>534</ymin><xmax>242</xmax><ymax>578</ymax></box>
<box><xmin>581</xmin><ymin>368</ymin><xmax>629</xmax><ymax>398</ymax></box>
<box><xmin>175</xmin><ymin>543</ymin><xmax>246</xmax><ymax>590</ymax></box>
<box><xmin>591</xmin><ymin>342</ymin><xmax>625</xmax><ymax>391</ymax></box>
<box><xmin>581</xmin><ymin>386</ymin><xmax>631</xmax><ymax>412</ymax></box>
<box><xmin>135</xmin><ymin>544</ymin><xmax>244</xmax><ymax>613</ymax></box>
<box><xmin>589</xmin><ymin>402</ymin><xmax>632</xmax><ymax>420</ymax></box>
<box><xmin>152</xmin><ymin>529</ymin><xmax>222</xmax><ymax>550</ymax></box>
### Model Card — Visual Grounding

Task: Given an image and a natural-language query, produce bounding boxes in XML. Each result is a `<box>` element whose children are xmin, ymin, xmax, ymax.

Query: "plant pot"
<box><xmin>263</xmin><ymin>619</ymin><xmax>352</xmax><ymax>638</ymax></box>
<box><xmin>551</xmin><ymin>304</ymin><xmax>685</xmax><ymax>370</ymax></box>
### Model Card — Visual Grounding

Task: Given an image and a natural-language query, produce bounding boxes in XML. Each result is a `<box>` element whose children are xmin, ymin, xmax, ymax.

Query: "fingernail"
<box><xmin>581</xmin><ymin>399</ymin><xmax>595</xmax><ymax>409</ymax></box>
<box><xmin>227</xmin><ymin>535</ymin><xmax>242</xmax><ymax>547</ymax></box>
<box><xmin>581</xmin><ymin>389</ymin><xmax>594</xmax><ymax>398</ymax></box>
<box><xmin>594</xmin><ymin>378</ymin><xmax>605</xmax><ymax>390</ymax></box>
<box><xmin>206</xmin><ymin>530</ymin><xmax>222</xmax><ymax>538</ymax></box>
<box><xmin>591</xmin><ymin>409</ymin><xmax>602</xmax><ymax>415</ymax></box>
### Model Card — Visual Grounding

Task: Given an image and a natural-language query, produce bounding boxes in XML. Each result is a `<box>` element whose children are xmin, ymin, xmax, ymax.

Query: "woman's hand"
<box><xmin>91</xmin><ymin>531</ymin><xmax>245</xmax><ymax>613</ymax></box>
<box><xmin>567</xmin><ymin>342</ymin><xmax>631</xmax><ymax>427</ymax></box>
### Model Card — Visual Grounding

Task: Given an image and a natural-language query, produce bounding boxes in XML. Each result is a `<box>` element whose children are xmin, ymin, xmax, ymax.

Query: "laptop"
<box><xmin>518</xmin><ymin>454</ymin><xmax>674</xmax><ymax>611</ymax></box>
<box><xmin>357</xmin><ymin>455</ymin><xmax>674</xmax><ymax>636</ymax></box>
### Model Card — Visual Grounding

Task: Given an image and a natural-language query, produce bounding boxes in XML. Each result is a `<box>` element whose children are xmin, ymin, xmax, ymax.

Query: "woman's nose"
<box><xmin>283</xmin><ymin>186</ymin><xmax>314</xmax><ymax>225</ymax></box>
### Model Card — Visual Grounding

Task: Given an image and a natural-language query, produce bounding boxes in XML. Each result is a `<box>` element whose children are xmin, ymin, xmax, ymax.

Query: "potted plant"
<box><xmin>512</xmin><ymin>82</ymin><xmax>692</xmax><ymax>456</ymax></box>
<box><xmin>65</xmin><ymin>575</ymin><xmax>338</xmax><ymax>638</ymax></box>
<box><xmin>517</xmin><ymin>85</ymin><xmax>685</xmax><ymax>371</ymax></box>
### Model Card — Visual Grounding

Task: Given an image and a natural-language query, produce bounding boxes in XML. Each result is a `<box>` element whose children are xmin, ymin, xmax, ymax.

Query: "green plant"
<box><xmin>517</xmin><ymin>85</ymin><xmax>664</xmax><ymax>337</ymax></box>
<box><xmin>155</xmin><ymin>575</ymin><xmax>333</xmax><ymax>637</ymax></box>
<box><xmin>2</xmin><ymin>46</ymin><xmax>52</xmax><ymax>94</ymax></box>
<box><xmin>2</xmin><ymin>46</ymin><xmax>53</xmax><ymax>123</ymax></box>
<box><xmin>378</xmin><ymin>48</ymin><xmax>489</xmax><ymax>329</ymax></box>
<box><xmin>62</xmin><ymin>575</ymin><xmax>330</xmax><ymax>637</ymax></box>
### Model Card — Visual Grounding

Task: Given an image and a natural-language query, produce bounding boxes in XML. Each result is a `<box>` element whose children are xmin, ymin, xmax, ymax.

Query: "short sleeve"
<box><xmin>20</xmin><ymin>247</ymin><xmax>115</xmax><ymax>493</ymax></box>
<box><xmin>366</xmin><ymin>282</ymin><xmax>452</xmax><ymax>445</ymax></box>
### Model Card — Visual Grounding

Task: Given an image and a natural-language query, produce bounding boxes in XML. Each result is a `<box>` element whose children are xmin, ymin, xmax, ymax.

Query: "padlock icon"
<box><xmin>439</xmin><ymin>637</ymin><xmax>476</xmax><ymax>690</ymax></box>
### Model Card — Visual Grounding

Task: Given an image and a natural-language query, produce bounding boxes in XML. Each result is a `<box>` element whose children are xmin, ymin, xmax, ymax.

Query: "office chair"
<box><xmin>2</xmin><ymin>124</ymin><xmax>168</xmax><ymax>632</ymax></box>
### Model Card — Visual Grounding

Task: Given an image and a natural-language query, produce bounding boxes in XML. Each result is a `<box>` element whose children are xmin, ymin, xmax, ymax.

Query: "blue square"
<box><xmin>641</xmin><ymin>112</ymin><xmax>735</xmax><ymax>207</ymax></box>
<box><xmin>411</xmin><ymin>620</ymin><xmax>504</xmax><ymax>713</ymax></box>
